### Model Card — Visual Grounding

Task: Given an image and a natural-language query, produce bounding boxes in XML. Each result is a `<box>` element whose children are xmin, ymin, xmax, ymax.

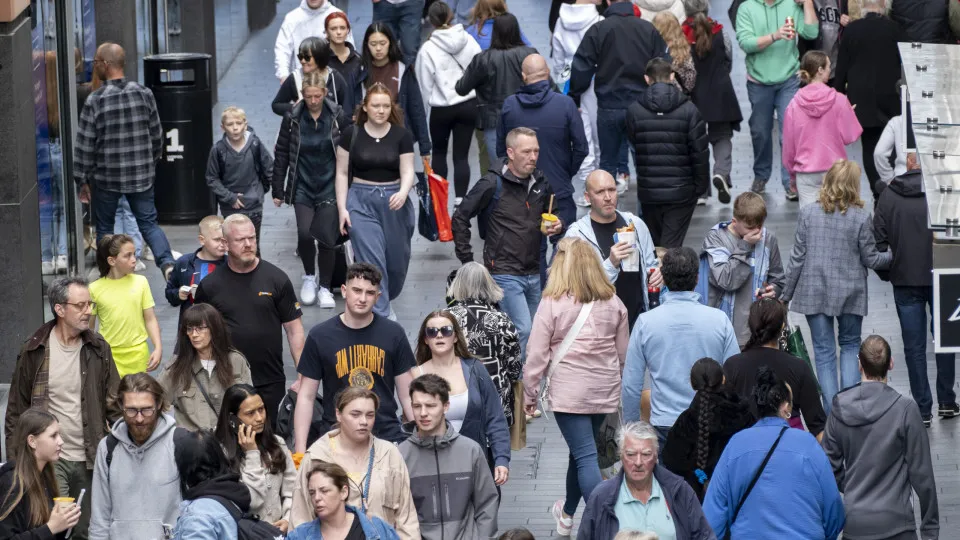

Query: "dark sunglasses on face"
<box><xmin>297</xmin><ymin>53</ymin><xmax>313</xmax><ymax>62</ymax></box>
<box><xmin>425</xmin><ymin>326</ymin><xmax>455</xmax><ymax>339</ymax></box>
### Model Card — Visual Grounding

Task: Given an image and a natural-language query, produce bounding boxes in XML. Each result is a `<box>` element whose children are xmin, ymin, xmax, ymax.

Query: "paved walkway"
<box><xmin>135</xmin><ymin>0</ymin><xmax>959</xmax><ymax>535</ymax></box>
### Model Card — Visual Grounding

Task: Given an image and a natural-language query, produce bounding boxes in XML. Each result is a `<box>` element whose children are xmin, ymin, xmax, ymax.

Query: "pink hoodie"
<box><xmin>782</xmin><ymin>82</ymin><xmax>862</xmax><ymax>176</ymax></box>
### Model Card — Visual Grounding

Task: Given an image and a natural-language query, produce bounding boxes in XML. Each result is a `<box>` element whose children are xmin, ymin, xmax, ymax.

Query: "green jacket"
<box><xmin>736</xmin><ymin>0</ymin><xmax>819</xmax><ymax>84</ymax></box>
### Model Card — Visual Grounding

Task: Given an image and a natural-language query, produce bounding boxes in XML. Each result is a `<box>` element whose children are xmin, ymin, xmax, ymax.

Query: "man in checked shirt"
<box><xmin>75</xmin><ymin>42</ymin><xmax>176</xmax><ymax>279</ymax></box>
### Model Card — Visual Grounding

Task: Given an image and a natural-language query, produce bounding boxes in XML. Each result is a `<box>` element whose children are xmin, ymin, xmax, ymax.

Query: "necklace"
<box><xmin>365</xmin><ymin>123</ymin><xmax>389</xmax><ymax>143</ymax></box>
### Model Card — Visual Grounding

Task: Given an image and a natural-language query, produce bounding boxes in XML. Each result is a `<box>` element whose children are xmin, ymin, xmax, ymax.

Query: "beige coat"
<box><xmin>241</xmin><ymin>435</ymin><xmax>298</xmax><ymax>523</ymax></box>
<box><xmin>289</xmin><ymin>430</ymin><xmax>420</xmax><ymax>540</ymax></box>
<box><xmin>158</xmin><ymin>350</ymin><xmax>252</xmax><ymax>431</ymax></box>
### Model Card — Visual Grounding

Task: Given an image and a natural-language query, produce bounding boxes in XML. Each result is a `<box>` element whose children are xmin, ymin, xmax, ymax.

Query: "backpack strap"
<box><xmin>202</xmin><ymin>495</ymin><xmax>244</xmax><ymax>522</ymax></box>
<box><xmin>104</xmin><ymin>433</ymin><xmax>120</xmax><ymax>481</ymax></box>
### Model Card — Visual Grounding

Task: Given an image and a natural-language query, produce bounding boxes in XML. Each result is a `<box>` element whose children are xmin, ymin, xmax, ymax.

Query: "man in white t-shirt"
<box><xmin>275</xmin><ymin>0</ymin><xmax>355</xmax><ymax>81</ymax></box>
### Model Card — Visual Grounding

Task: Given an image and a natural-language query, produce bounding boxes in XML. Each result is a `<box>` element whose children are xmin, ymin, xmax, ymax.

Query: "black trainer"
<box><xmin>922</xmin><ymin>414</ymin><xmax>932</xmax><ymax>428</ymax></box>
<box><xmin>938</xmin><ymin>402</ymin><xmax>959</xmax><ymax>418</ymax></box>
<box><xmin>713</xmin><ymin>174</ymin><xmax>732</xmax><ymax>204</ymax></box>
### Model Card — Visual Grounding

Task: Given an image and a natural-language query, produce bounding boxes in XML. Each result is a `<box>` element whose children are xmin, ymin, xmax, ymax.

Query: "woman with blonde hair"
<box><xmin>782</xmin><ymin>160</ymin><xmax>892</xmax><ymax>414</ymax></box>
<box><xmin>523</xmin><ymin>237</ymin><xmax>629</xmax><ymax>536</ymax></box>
<box><xmin>653</xmin><ymin>12</ymin><xmax>696</xmax><ymax>94</ymax></box>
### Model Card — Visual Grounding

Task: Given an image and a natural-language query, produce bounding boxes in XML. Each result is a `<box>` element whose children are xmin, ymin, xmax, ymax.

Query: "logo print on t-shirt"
<box><xmin>336</xmin><ymin>345</ymin><xmax>386</xmax><ymax>389</ymax></box>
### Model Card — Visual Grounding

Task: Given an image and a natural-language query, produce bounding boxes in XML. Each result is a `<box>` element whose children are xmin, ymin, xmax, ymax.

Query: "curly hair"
<box><xmin>690</xmin><ymin>358</ymin><xmax>724</xmax><ymax>473</ymax></box>
<box><xmin>818</xmin><ymin>160</ymin><xmax>864</xmax><ymax>214</ymax></box>
<box><xmin>653</xmin><ymin>12</ymin><xmax>690</xmax><ymax>66</ymax></box>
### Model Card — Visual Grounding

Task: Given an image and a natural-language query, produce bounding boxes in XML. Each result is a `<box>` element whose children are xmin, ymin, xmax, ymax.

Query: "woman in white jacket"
<box><xmin>417</xmin><ymin>1</ymin><xmax>483</xmax><ymax>204</ymax></box>
<box><xmin>552</xmin><ymin>0</ymin><xmax>602</xmax><ymax>207</ymax></box>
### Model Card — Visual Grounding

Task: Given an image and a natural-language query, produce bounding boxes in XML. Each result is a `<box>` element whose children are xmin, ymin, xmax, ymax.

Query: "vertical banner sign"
<box><xmin>933</xmin><ymin>269</ymin><xmax>960</xmax><ymax>353</ymax></box>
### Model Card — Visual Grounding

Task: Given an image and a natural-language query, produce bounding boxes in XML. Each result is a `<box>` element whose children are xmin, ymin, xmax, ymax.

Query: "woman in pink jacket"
<box><xmin>523</xmin><ymin>237</ymin><xmax>629</xmax><ymax>536</ymax></box>
<box><xmin>782</xmin><ymin>50</ymin><xmax>863</xmax><ymax>208</ymax></box>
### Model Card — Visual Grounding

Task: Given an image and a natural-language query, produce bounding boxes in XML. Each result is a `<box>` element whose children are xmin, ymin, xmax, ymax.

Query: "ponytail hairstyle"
<box><xmin>753</xmin><ymin>366</ymin><xmax>792</xmax><ymax>419</ymax></box>
<box><xmin>743</xmin><ymin>298</ymin><xmax>788</xmax><ymax>351</ymax></box>
<box><xmin>798</xmin><ymin>50</ymin><xmax>830</xmax><ymax>85</ymax></box>
<box><xmin>95</xmin><ymin>234</ymin><xmax>134</xmax><ymax>278</ymax></box>
<box><xmin>690</xmin><ymin>358</ymin><xmax>724</xmax><ymax>483</ymax></box>
<box><xmin>0</xmin><ymin>410</ymin><xmax>59</xmax><ymax>527</ymax></box>
<box><xmin>692</xmin><ymin>12</ymin><xmax>714</xmax><ymax>58</ymax></box>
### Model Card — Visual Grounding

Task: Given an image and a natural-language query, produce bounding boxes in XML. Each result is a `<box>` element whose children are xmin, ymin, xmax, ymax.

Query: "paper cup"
<box><xmin>621</xmin><ymin>231</ymin><xmax>641</xmax><ymax>272</ymax></box>
<box><xmin>53</xmin><ymin>497</ymin><xmax>75</xmax><ymax>509</ymax></box>
<box><xmin>541</xmin><ymin>213</ymin><xmax>559</xmax><ymax>235</ymax></box>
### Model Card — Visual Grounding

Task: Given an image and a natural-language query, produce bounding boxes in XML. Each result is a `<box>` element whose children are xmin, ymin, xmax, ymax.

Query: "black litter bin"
<box><xmin>144</xmin><ymin>53</ymin><xmax>216</xmax><ymax>224</ymax></box>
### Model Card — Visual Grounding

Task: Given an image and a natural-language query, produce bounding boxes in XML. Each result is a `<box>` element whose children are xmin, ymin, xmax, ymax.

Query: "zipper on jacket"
<box><xmin>434</xmin><ymin>445</ymin><xmax>445</xmax><ymax>540</ymax></box>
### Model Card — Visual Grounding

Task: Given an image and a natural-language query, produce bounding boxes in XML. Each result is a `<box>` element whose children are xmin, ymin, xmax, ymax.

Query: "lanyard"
<box><xmin>361</xmin><ymin>443</ymin><xmax>375</xmax><ymax>514</ymax></box>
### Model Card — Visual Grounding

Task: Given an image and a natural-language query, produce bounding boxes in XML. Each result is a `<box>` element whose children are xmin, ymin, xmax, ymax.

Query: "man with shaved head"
<box><xmin>75</xmin><ymin>42</ymin><xmax>176</xmax><ymax>280</ymax></box>
<box><xmin>565</xmin><ymin>170</ymin><xmax>661</xmax><ymax>328</ymax></box>
<box><xmin>497</xmin><ymin>53</ymin><xmax>588</xmax><ymax>282</ymax></box>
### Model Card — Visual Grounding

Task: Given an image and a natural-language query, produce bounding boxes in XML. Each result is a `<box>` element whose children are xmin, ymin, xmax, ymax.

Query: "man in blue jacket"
<box><xmin>498</xmin><ymin>54</ymin><xmax>588</xmax><ymax>282</ymax></box>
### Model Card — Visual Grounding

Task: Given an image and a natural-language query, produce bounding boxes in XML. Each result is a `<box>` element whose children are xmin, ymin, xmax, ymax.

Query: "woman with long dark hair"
<box><xmin>159</xmin><ymin>303</ymin><xmax>252</xmax><ymax>432</ymax></box>
<box><xmin>214</xmin><ymin>384</ymin><xmax>297</xmax><ymax>534</ymax></box>
<box><xmin>413</xmin><ymin>310</ymin><xmax>511</xmax><ymax>485</ymax></box>
<box><xmin>662</xmin><ymin>358</ymin><xmax>754</xmax><ymax>501</ymax></box>
<box><xmin>724</xmin><ymin>298</ymin><xmax>828</xmax><ymax>439</ymax></box>
<box><xmin>0</xmin><ymin>410</ymin><xmax>80</xmax><ymax>539</ymax></box>
<box><xmin>456</xmin><ymin>13</ymin><xmax>538</xmax><ymax>168</ymax></box>
<box><xmin>272</xmin><ymin>37</ymin><xmax>351</xmax><ymax>116</ymax></box>
<box><xmin>356</xmin><ymin>23</ymin><xmax>432</xmax><ymax>158</ymax></box>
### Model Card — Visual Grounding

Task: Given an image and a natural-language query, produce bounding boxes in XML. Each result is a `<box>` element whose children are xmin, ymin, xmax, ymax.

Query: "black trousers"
<box><xmin>294</xmin><ymin>203</ymin><xmax>337</xmax><ymax>289</ymax></box>
<box><xmin>429</xmin><ymin>98</ymin><xmax>478</xmax><ymax>198</ymax></box>
<box><xmin>640</xmin><ymin>202</ymin><xmax>697</xmax><ymax>248</ymax></box>
<box><xmin>256</xmin><ymin>380</ymin><xmax>287</xmax><ymax>430</ymax></box>
<box><xmin>861</xmin><ymin>126</ymin><xmax>885</xmax><ymax>201</ymax></box>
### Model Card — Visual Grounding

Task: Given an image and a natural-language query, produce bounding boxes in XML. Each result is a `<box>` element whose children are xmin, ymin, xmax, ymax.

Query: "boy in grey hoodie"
<box><xmin>400</xmin><ymin>374</ymin><xmax>499</xmax><ymax>540</ymax></box>
<box><xmin>821</xmin><ymin>335</ymin><xmax>939</xmax><ymax>540</ymax></box>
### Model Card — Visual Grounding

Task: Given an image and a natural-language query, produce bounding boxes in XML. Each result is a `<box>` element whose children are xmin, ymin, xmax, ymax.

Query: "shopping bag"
<box><xmin>597</xmin><ymin>410</ymin><xmax>622</xmax><ymax>479</ymax></box>
<box><xmin>415</xmin><ymin>170</ymin><xmax>439</xmax><ymax>241</ymax></box>
<box><xmin>510</xmin><ymin>381</ymin><xmax>527</xmax><ymax>451</ymax></box>
<box><xmin>424</xmin><ymin>158</ymin><xmax>453</xmax><ymax>242</ymax></box>
<box><xmin>785</xmin><ymin>322</ymin><xmax>821</xmax><ymax>395</ymax></box>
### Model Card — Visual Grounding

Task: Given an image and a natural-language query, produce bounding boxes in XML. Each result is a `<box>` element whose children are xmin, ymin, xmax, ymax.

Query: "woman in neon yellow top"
<box><xmin>89</xmin><ymin>234</ymin><xmax>162</xmax><ymax>376</ymax></box>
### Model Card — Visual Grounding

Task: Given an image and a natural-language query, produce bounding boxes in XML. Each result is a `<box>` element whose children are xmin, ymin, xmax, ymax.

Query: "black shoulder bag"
<box><xmin>723</xmin><ymin>426</ymin><xmax>788</xmax><ymax>540</ymax></box>
<box><xmin>311</xmin><ymin>124</ymin><xmax>356</xmax><ymax>249</ymax></box>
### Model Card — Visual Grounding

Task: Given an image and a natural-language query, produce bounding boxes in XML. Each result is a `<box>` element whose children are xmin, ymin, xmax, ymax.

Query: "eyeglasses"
<box><xmin>61</xmin><ymin>301</ymin><xmax>96</xmax><ymax>311</ymax></box>
<box><xmin>297</xmin><ymin>54</ymin><xmax>313</xmax><ymax>62</ymax></box>
<box><xmin>425</xmin><ymin>326</ymin><xmax>455</xmax><ymax>339</ymax></box>
<box><xmin>185</xmin><ymin>325</ymin><xmax>209</xmax><ymax>336</ymax></box>
<box><xmin>122</xmin><ymin>407</ymin><xmax>157</xmax><ymax>418</ymax></box>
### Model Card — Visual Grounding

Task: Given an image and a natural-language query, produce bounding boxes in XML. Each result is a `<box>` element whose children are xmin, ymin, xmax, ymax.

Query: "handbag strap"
<box><xmin>546</xmin><ymin>302</ymin><xmax>594</xmax><ymax>381</ymax></box>
<box><xmin>729</xmin><ymin>426</ymin><xmax>788</xmax><ymax>529</ymax></box>
<box><xmin>191</xmin><ymin>371</ymin><xmax>219</xmax><ymax>415</ymax></box>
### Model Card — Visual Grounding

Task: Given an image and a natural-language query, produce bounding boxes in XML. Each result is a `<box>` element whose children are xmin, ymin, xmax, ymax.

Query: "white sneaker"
<box><xmin>697</xmin><ymin>197</ymin><xmax>708</xmax><ymax>206</ymax></box>
<box><xmin>300</xmin><ymin>275</ymin><xmax>318</xmax><ymax>306</ymax></box>
<box><xmin>552</xmin><ymin>499</ymin><xmax>574</xmax><ymax>536</ymax></box>
<box><xmin>318</xmin><ymin>287</ymin><xmax>335</xmax><ymax>308</ymax></box>
<box><xmin>134</xmin><ymin>260</ymin><xmax>147</xmax><ymax>272</ymax></box>
<box><xmin>142</xmin><ymin>246</ymin><xmax>154</xmax><ymax>261</ymax></box>
<box><xmin>616</xmin><ymin>173</ymin><xmax>629</xmax><ymax>194</ymax></box>
<box><xmin>41</xmin><ymin>260</ymin><xmax>55</xmax><ymax>274</ymax></box>
<box><xmin>55</xmin><ymin>254</ymin><xmax>68</xmax><ymax>273</ymax></box>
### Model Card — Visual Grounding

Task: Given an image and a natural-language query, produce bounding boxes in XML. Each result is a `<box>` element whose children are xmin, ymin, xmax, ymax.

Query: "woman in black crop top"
<box><xmin>335</xmin><ymin>84</ymin><xmax>417</xmax><ymax>318</ymax></box>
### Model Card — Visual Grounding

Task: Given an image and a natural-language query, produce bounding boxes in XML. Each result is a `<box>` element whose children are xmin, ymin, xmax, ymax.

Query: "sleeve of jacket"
<box><xmin>452</xmin><ymin>175</ymin><xmax>497</xmax><ymax>264</ymax></box>
<box><xmin>568</xmin><ymin>26</ymin><xmax>600</xmax><ymax>106</ymax></box>
<box><xmin>288</xmin><ymin>456</ymin><xmax>313</xmax><ymax>528</ymax></box>
<box><xmin>904</xmin><ymin>403</ymin><xmax>940</xmax><ymax>539</ymax></box>
<box><xmin>74</xmin><ymin>98</ymin><xmax>97</xmax><ymax>186</ymax></box>
<box><xmin>874</xmin><ymin>118</ymin><xmax>898</xmax><ymax>183</ymax></box>
<box><xmin>279</xmin><ymin>438</ymin><xmax>297</xmax><ymax>522</ymax></box>
<box><xmin>205</xmin><ymin>145</ymin><xmax>236</xmax><ymax>206</ymax></box>
<box><xmin>874</xmin><ymin>197</ymin><xmax>890</xmax><ymax>252</ymax></box>
<box><xmin>402</xmin><ymin>70</ymin><xmax>432</xmax><ymax>155</ymax></box>
<box><xmin>88</xmin><ymin>439</ymin><xmax>112</xmax><ymax>540</ymax></box>
<box><xmin>272</xmin><ymin>114</ymin><xmax>293</xmax><ymax>201</ymax></box>
<box><xmin>456</xmin><ymin>54</ymin><xmax>487</xmax><ymax>97</ymax></box>
<box><xmin>146</xmin><ymin>90</ymin><xmax>163</xmax><ymax>162</ymax></box>
<box><xmin>702</xmin><ymin>447</ymin><xmax>733</xmax><ymax>538</ymax></box>
<box><xmin>661</xmin><ymin>416</ymin><xmax>695</xmax><ymax>477</ymax></box>
<box><xmin>704</xmin><ymin>230</ymin><xmax>755</xmax><ymax>292</ymax></box>
<box><xmin>678</xmin><ymin>479</ymin><xmax>718</xmax><ymax>540</ymax></box>
<box><xmin>477</xmin><ymin>365</ymin><xmax>511</xmax><ymax>467</ymax></box>
<box><xmin>687</xmin><ymin>105</ymin><xmax>710</xmax><ymax>197</ymax></box>
<box><xmin>720</xmin><ymin>320</ymin><xmax>741</xmax><ymax>362</ymax></box>
<box><xmin>521</xmin><ymin>298</ymin><xmax>556</xmax><ymax>407</ymax></box>
<box><xmin>240</xmin><ymin>451</ymin><xmax>270</xmax><ymax>519</ymax></box>
<box><xmin>392</xmin><ymin>449</ymin><xmax>422</xmax><ymax>540</ymax></box>
<box><xmin>165</xmin><ymin>257</ymin><xmax>186</xmax><ymax>306</ymax></box>
<box><xmin>272</xmin><ymin>76</ymin><xmax>298</xmax><ymax>117</ymax></box>
<box><xmin>765</xmin><ymin>232</ymin><xmax>787</xmax><ymax>297</ymax></box>
<box><xmin>781</xmin><ymin>105</ymin><xmax>798</xmax><ymax>177</ymax></box>
<box><xmin>4</xmin><ymin>345</ymin><xmax>33</xmax><ymax>466</ymax></box>
<box><xmin>257</xmin><ymin>135</ymin><xmax>275</xmax><ymax>190</ymax></box>
<box><xmin>0</xmin><ymin>470</ymin><xmax>55</xmax><ymax>540</ymax></box>
<box><xmin>274</xmin><ymin>22</ymin><xmax>294</xmax><ymax>80</ymax></box>
<box><xmin>575</xmin><ymin>489</ymin><xmax>600</xmax><ymax>540</ymax></box>
<box><xmin>621</xmin><ymin>318</ymin><xmax>648</xmax><ymax>423</ymax></box>
<box><xmin>499</xmin><ymin>313</ymin><xmax>523</xmax><ymax>384</ymax></box>
<box><xmin>834</xmin><ymin>32</ymin><xmax>851</xmax><ymax>94</ymax></box>
<box><xmin>496</xmin><ymin>100</ymin><xmax>511</xmax><ymax>159</ymax></box>
<box><xmin>839</xmin><ymin>94</ymin><xmax>864</xmax><ymax>145</ymax></box>
<box><xmin>568</xmin><ymin>98</ymin><xmax>589</xmax><ymax>175</ymax></box>
<box><xmin>820</xmin><ymin>410</ymin><xmax>846</xmax><ymax>491</ymax></box>
<box><xmin>173</xmin><ymin>510</ymin><xmax>223</xmax><ymax>540</ymax></box>
<box><xmin>810</xmin><ymin>447</ymin><xmax>845</xmax><ymax>539</ymax></box>
<box><xmin>102</xmin><ymin>343</ymin><xmax>122</xmax><ymax>425</ymax></box>
<box><xmin>415</xmin><ymin>49</ymin><xmax>436</xmax><ymax>108</ymax></box>
<box><xmin>781</xmin><ymin>210</ymin><xmax>808</xmax><ymax>302</ymax></box>
<box><xmin>625</xmin><ymin>103</ymin><xmax>640</xmax><ymax>146</ymax></box>
<box><xmin>858</xmin><ymin>215</ymin><xmax>893</xmax><ymax>270</ymax></box>
<box><xmin>471</xmin><ymin>447</ymin><xmax>500</xmax><ymax>537</ymax></box>
<box><xmin>735</xmin><ymin>5</ymin><xmax>763</xmax><ymax>53</ymax></box>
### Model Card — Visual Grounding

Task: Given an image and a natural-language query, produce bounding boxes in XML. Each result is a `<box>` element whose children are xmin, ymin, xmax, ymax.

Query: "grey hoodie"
<box><xmin>89</xmin><ymin>414</ymin><xmax>182</xmax><ymax>540</ymax></box>
<box><xmin>399</xmin><ymin>422</ymin><xmax>499</xmax><ymax>540</ymax></box>
<box><xmin>821</xmin><ymin>382</ymin><xmax>939</xmax><ymax>540</ymax></box>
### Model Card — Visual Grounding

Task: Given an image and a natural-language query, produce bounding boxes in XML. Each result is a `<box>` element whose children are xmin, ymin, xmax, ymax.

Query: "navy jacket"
<box><xmin>458</xmin><ymin>357</ymin><xmax>511</xmax><ymax>468</ymax></box>
<box><xmin>577</xmin><ymin>465</ymin><xmax>717</xmax><ymax>540</ymax></box>
<box><xmin>496</xmin><ymin>80</ymin><xmax>588</xmax><ymax>199</ymax></box>
<box><xmin>164</xmin><ymin>249</ymin><xmax>227</xmax><ymax>319</ymax></box>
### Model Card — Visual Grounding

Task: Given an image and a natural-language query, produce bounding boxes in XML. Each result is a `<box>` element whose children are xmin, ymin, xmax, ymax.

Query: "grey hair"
<box><xmin>447</xmin><ymin>262</ymin><xmax>504</xmax><ymax>304</ymax></box>
<box><xmin>614</xmin><ymin>532</ymin><xmax>660</xmax><ymax>540</ymax></box>
<box><xmin>222</xmin><ymin>213</ymin><xmax>254</xmax><ymax>239</ymax></box>
<box><xmin>683</xmin><ymin>0</ymin><xmax>709</xmax><ymax>17</ymax></box>
<box><xmin>861</xmin><ymin>0</ymin><xmax>885</xmax><ymax>11</ymax></box>
<box><xmin>48</xmin><ymin>276</ymin><xmax>89</xmax><ymax>317</ymax></box>
<box><xmin>618</xmin><ymin>421</ymin><xmax>660</xmax><ymax>454</ymax></box>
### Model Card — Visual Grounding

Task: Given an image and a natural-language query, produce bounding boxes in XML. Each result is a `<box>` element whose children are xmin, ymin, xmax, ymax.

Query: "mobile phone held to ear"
<box><xmin>228</xmin><ymin>413</ymin><xmax>242</xmax><ymax>432</ymax></box>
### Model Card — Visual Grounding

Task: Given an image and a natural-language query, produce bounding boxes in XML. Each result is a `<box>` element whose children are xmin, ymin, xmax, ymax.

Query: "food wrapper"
<box><xmin>614</xmin><ymin>228</ymin><xmax>641</xmax><ymax>272</ymax></box>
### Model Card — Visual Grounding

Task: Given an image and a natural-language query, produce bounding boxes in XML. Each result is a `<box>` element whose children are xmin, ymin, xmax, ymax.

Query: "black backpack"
<box><xmin>202</xmin><ymin>495</ymin><xmax>285</xmax><ymax>540</ymax></box>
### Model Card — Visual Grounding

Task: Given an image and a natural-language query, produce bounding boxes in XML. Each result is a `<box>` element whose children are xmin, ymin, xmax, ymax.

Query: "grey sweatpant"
<box><xmin>708</xmin><ymin>121</ymin><xmax>734</xmax><ymax>179</ymax></box>
<box><xmin>346</xmin><ymin>182</ymin><xmax>415</xmax><ymax>316</ymax></box>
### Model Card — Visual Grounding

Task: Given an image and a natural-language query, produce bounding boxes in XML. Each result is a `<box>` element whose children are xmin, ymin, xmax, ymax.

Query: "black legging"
<box><xmin>294</xmin><ymin>203</ymin><xmax>337</xmax><ymax>289</ymax></box>
<box><xmin>429</xmin><ymin>98</ymin><xmax>477</xmax><ymax>198</ymax></box>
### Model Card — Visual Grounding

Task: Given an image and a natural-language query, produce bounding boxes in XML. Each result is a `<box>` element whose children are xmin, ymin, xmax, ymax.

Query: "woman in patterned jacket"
<box><xmin>446</xmin><ymin>262</ymin><xmax>523</xmax><ymax>426</ymax></box>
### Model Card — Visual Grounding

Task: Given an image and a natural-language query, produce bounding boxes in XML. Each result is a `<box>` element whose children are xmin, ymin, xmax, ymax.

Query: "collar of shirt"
<box><xmin>618</xmin><ymin>473</ymin><xmax>662</xmax><ymax>506</ymax></box>
<box><xmin>662</xmin><ymin>290</ymin><xmax>702</xmax><ymax>304</ymax></box>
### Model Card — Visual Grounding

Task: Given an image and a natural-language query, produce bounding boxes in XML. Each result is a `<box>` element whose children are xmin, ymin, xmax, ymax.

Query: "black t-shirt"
<box><xmin>723</xmin><ymin>347</ymin><xmax>828</xmax><ymax>436</ymax></box>
<box><xmin>345</xmin><ymin>514</ymin><xmax>366</xmax><ymax>540</ymax></box>
<box><xmin>591</xmin><ymin>215</ymin><xmax>645</xmax><ymax>328</ymax></box>
<box><xmin>194</xmin><ymin>260</ymin><xmax>303</xmax><ymax>384</ymax></box>
<box><xmin>339</xmin><ymin>124</ymin><xmax>414</xmax><ymax>183</ymax></box>
<box><xmin>298</xmin><ymin>313</ymin><xmax>416</xmax><ymax>443</ymax></box>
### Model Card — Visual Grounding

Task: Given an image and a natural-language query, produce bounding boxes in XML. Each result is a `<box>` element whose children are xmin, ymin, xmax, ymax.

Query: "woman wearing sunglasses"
<box><xmin>272</xmin><ymin>37</ymin><xmax>352</xmax><ymax>117</ymax></box>
<box><xmin>413</xmin><ymin>311</ymin><xmax>511</xmax><ymax>486</ymax></box>
<box><xmin>159</xmin><ymin>303</ymin><xmax>252</xmax><ymax>432</ymax></box>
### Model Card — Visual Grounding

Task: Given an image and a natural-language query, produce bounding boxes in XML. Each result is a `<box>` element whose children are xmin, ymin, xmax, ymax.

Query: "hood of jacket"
<box><xmin>110</xmin><ymin>412</ymin><xmax>177</xmax><ymax>451</ymax></box>
<box><xmin>793</xmin><ymin>82</ymin><xmax>841</xmax><ymax>118</ymax></box>
<box><xmin>428</xmin><ymin>24</ymin><xmax>472</xmax><ymax>56</ymax></box>
<box><xmin>405</xmin><ymin>421</ymin><xmax>460</xmax><ymax>449</ymax></box>
<box><xmin>515</xmin><ymin>79</ymin><xmax>554</xmax><ymax>108</ymax></box>
<box><xmin>831</xmin><ymin>382</ymin><xmax>903</xmax><ymax>427</ymax></box>
<box><xmin>638</xmin><ymin>81</ymin><xmax>687</xmax><ymax>113</ymax></box>
<box><xmin>635</xmin><ymin>0</ymin><xmax>684</xmax><ymax>16</ymax></box>
<box><xmin>299</xmin><ymin>0</ymin><xmax>334</xmax><ymax>16</ymax></box>
<box><xmin>558</xmin><ymin>3</ymin><xmax>603</xmax><ymax>31</ymax></box>
<box><xmin>183</xmin><ymin>474</ymin><xmax>252</xmax><ymax>513</ymax></box>
<box><xmin>888</xmin><ymin>169</ymin><xmax>924</xmax><ymax>198</ymax></box>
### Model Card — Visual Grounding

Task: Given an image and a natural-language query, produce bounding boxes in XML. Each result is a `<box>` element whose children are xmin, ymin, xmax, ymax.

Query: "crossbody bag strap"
<box><xmin>729</xmin><ymin>426</ymin><xmax>788</xmax><ymax>528</ymax></box>
<box><xmin>546</xmin><ymin>301</ymin><xmax>594</xmax><ymax>381</ymax></box>
<box><xmin>191</xmin><ymin>371</ymin><xmax>219</xmax><ymax>415</ymax></box>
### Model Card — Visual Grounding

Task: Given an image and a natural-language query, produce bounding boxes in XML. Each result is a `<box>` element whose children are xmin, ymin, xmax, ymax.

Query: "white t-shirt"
<box><xmin>48</xmin><ymin>331</ymin><xmax>85</xmax><ymax>462</ymax></box>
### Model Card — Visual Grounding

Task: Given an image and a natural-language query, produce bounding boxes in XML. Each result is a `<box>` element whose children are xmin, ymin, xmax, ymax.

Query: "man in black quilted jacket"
<box><xmin>626</xmin><ymin>58</ymin><xmax>709</xmax><ymax>248</ymax></box>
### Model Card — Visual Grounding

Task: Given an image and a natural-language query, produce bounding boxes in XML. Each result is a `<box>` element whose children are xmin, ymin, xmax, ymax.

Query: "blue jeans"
<box><xmin>596</xmin><ymin>107</ymin><xmax>631</xmax><ymax>177</ymax></box>
<box><xmin>114</xmin><ymin>197</ymin><xmax>144</xmax><ymax>259</ymax></box>
<box><xmin>554</xmin><ymin>412</ymin><xmax>605</xmax><ymax>517</ymax></box>
<box><xmin>448</xmin><ymin>0</ymin><xmax>474</xmax><ymax>25</ymax></box>
<box><xmin>483</xmin><ymin>128</ymin><xmax>500</xmax><ymax>170</ymax></box>
<box><xmin>746</xmin><ymin>76</ymin><xmax>799</xmax><ymax>190</ymax></box>
<box><xmin>372</xmin><ymin>0</ymin><xmax>425</xmax><ymax>65</ymax></box>
<box><xmin>93</xmin><ymin>187</ymin><xmax>174</xmax><ymax>268</ymax></box>
<box><xmin>492</xmin><ymin>273</ymin><xmax>541</xmax><ymax>360</ymax></box>
<box><xmin>893</xmin><ymin>286</ymin><xmax>957</xmax><ymax>417</ymax></box>
<box><xmin>806</xmin><ymin>313</ymin><xmax>863</xmax><ymax>415</ymax></box>
<box><xmin>540</xmin><ymin>196</ymin><xmax>577</xmax><ymax>286</ymax></box>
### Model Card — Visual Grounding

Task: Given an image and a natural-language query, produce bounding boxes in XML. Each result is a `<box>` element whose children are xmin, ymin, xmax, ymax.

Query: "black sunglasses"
<box><xmin>297</xmin><ymin>53</ymin><xmax>313</xmax><ymax>62</ymax></box>
<box><xmin>425</xmin><ymin>326</ymin><xmax>455</xmax><ymax>339</ymax></box>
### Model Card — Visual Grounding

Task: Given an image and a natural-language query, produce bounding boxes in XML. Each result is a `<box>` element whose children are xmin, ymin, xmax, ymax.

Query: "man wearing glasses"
<box><xmin>5</xmin><ymin>277</ymin><xmax>121</xmax><ymax>540</ymax></box>
<box><xmin>163</xmin><ymin>215</ymin><xmax>228</xmax><ymax>327</ymax></box>
<box><xmin>90</xmin><ymin>373</ymin><xmax>187</xmax><ymax>540</ymax></box>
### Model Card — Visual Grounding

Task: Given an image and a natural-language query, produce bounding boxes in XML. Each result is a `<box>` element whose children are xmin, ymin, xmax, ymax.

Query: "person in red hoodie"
<box><xmin>781</xmin><ymin>50</ymin><xmax>862</xmax><ymax>208</ymax></box>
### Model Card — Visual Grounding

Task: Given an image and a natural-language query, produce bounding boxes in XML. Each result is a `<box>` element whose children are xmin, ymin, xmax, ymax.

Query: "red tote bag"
<box><xmin>424</xmin><ymin>158</ymin><xmax>453</xmax><ymax>242</ymax></box>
